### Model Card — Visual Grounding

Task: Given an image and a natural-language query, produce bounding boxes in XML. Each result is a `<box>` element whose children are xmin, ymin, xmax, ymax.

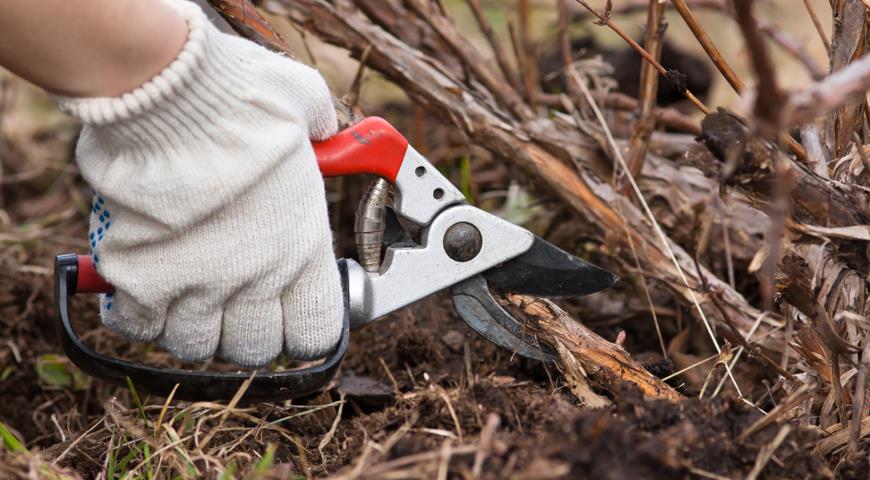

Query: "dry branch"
<box><xmin>785</xmin><ymin>55</ymin><xmax>870</xmax><ymax>128</ymax></box>
<box><xmin>275</xmin><ymin>0</ymin><xmax>782</xmax><ymax>352</ymax></box>
<box><xmin>207</xmin><ymin>0</ymin><xmax>293</xmax><ymax>53</ymax></box>
<box><xmin>404</xmin><ymin>0</ymin><xmax>532</xmax><ymax>120</ymax></box>
<box><xmin>696</xmin><ymin>111</ymin><xmax>870</xmax><ymax>228</ymax></box>
<box><xmin>801</xmin><ymin>0</ymin><xmax>830</xmax><ymax>53</ymax></box>
<box><xmin>571</xmin><ymin>0</ymin><xmax>728</xmax><ymax>18</ymax></box>
<box><xmin>502</xmin><ymin>294</ymin><xmax>682</xmax><ymax>401</ymax></box>
<box><xmin>465</xmin><ymin>0</ymin><xmax>522</xmax><ymax>93</ymax></box>
<box><xmin>826</xmin><ymin>0</ymin><xmax>869</xmax><ymax>156</ymax></box>
<box><xmin>599</xmin><ymin>92</ymin><xmax>701</xmax><ymax>134</ymax></box>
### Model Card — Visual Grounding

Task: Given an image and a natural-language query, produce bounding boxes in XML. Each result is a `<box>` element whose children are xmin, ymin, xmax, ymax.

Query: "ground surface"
<box><xmin>0</xmin><ymin>0</ymin><xmax>866</xmax><ymax>478</ymax></box>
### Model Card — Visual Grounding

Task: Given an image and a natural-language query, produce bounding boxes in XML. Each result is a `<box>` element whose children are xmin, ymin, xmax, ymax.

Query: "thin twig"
<box><xmin>801</xmin><ymin>0</ymin><xmax>831</xmax><ymax>53</ymax></box>
<box><xmin>669</xmin><ymin>0</ymin><xmax>745</xmax><ymax>93</ymax></box>
<box><xmin>466</xmin><ymin>0</ymin><xmax>523</xmax><ymax>92</ymax></box>
<box><xmin>760</xmin><ymin>21</ymin><xmax>826</xmax><ymax>80</ymax></box>
<box><xmin>407</xmin><ymin>0</ymin><xmax>532</xmax><ymax>120</ymax></box>
<box><xmin>732</xmin><ymin>0</ymin><xmax>784</xmax><ymax>139</ymax></box>
<box><xmin>848</xmin><ymin>338</ymin><xmax>870</xmax><ymax>456</ymax></box>
<box><xmin>670</xmin><ymin>0</ymin><xmax>807</xmax><ymax>160</ymax></box>
<box><xmin>599</xmin><ymin>92</ymin><xmax>701</xmax><ymax>134</ymax></box>
<box><xmin>571</xmin><ymin>0</ymin><xmax>728</xmax><ymax>18</ymax></box>
<box><xmin>517</xmin><ymin>0</ymin><xmax>541</xmax><ymax>109</ymax></box>
<box><xmin>625</xmin><ymin>0</ymin><xmax>666</xmax><ymax>181</ymax></box>
<box><xmin>573</xmin><ymin>0</ymin><xmax>710</xmax><ymax>114</ymax></box>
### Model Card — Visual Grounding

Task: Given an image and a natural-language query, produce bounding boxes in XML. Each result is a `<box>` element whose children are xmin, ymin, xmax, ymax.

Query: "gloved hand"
<box><xmin>55</xmin><ymin>0</ymin><xmax>343</xmax><ymax>366</ymax></box>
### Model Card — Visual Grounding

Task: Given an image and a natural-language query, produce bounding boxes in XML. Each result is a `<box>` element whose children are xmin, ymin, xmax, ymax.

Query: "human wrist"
<box><xmin>54</xmin><ymin>0</ymin><xmax>211</xmax><ymax>125</ymax></box>
<box><xmin>92</xmin><ymin>0</ymin><xmax>189</xmax><ymax>98</ymax></box>
<box><xmin>0</xmin><ymin>0</ymin><xmax>188</xmax><ymax>98</ymax></box>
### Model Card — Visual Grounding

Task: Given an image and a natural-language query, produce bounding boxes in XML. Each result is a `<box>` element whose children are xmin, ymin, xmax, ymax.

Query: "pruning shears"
<box><xmin>54</xmin><ymin>117</ymin><xmax>618</xmax><ymax>402</ymax></box>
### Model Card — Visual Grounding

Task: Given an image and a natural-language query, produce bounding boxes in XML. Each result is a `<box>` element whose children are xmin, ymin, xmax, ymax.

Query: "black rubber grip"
<box><xmin>53</xmin><ymin>254</ymin><xmax>349</xmax><ymax>403</ymax></box>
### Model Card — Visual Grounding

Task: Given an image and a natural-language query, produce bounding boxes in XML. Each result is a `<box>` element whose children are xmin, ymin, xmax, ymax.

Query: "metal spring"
<box><xmin>354</xmin><ymin>178</ymin><xmax>391</xmax><ymax>273</ymax></box>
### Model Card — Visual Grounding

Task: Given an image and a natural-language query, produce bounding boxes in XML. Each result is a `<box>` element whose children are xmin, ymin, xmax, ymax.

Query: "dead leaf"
<box><xmin>796</xmin><ymin>223</ymin><xmax>870</xmax><ymax>241</ymax></box>
<box><xmin>338</xmin><ymin>372</ymin><xmax>393</xmax><ymax>406</ymax></box>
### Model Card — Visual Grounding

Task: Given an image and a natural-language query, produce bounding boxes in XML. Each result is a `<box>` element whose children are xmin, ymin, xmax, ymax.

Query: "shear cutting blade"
<box><xmin>482</xmin><ymin>237</ymin><xmax>618</xmax><ymax>298</ymax></box>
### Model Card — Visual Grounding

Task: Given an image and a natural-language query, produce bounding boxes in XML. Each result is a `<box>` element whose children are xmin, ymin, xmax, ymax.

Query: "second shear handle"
<box><xmin>314</xmin><ymin>117</ymin><xmax>408</xmax><ymax>181</ymax></box>
<box><xmin>55</xmin><ymin>254</ymin><xmax>351</xmax><ymax>403</ymax></box>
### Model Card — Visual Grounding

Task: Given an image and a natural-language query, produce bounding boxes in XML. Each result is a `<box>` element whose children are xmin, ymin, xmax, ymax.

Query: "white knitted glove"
<box><xmin>55</xmin><ymin>0</ymin><xmax>343</xmax><ymax>366</ymax></box>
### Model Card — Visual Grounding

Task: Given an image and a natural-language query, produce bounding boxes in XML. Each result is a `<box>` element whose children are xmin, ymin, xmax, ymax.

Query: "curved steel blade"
<box><xmin>483</xmin><ymin>236</ymin><xmax>618</xmax><ymax>298</ymax></box>
<box><xmin>451</xmin><ymin>275</ymin><xmax>557</xmax><ymax>362</ymax></box>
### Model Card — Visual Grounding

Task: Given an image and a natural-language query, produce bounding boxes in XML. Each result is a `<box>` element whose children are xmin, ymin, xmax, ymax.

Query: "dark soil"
<box><xmin>0</xmin><ymin>245</ymin><xmax>839</xmax><ymax>478</ymax></box>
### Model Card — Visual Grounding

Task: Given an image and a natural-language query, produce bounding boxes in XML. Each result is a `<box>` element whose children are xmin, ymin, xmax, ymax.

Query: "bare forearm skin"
<box><xmin>0</xmin><ymin>0</ymin><xmax>188</xmax><ymax>97</ymax></box>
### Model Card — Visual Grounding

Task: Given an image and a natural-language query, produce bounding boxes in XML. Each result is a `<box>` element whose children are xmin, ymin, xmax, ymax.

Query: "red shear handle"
<box><xmin>76</xmin><ymin>256</ymin><xmax>114</xmax><ymax>294</ymax></box>
<box><xmin>73</xmin><ymin>118</ymin><xmax>407</xmax><ymax>295</ymax></box>
<box><xmin>313</xmin><ymin>117</ymin><xmax>409</xmax><ymax>182</ymax></box>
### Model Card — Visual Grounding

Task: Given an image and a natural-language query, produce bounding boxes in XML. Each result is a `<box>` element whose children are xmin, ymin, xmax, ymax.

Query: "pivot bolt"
<box><xmin>444</xmin><ymin>222</ymin><xmax>482</xmax><ymax>262</ymax></box>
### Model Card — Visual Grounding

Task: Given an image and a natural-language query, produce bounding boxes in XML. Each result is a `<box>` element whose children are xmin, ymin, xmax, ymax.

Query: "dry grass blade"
<box><xmin>848</xmin><ymin>339</ymin><xmax>870</xmax><ymax>456</ymax></box>
<box><xmin>197</xmin><ymin>371</ymin><xmax>255</xmax><ymax>451</ymax></box>
<box><xmin>738</xmin><ymin>383</ymin><xmax>813</xmax><ymax>441</ymax></box>
<box><xmin>318</xmin><ymin>392</ymin><xmax>346</xmax><ymax>459</ymax></box>
<box><xmin>711</xmin><ymin>313</ymin><xmax>770</xmax><ymax>397</ymax></box>
<box><xmin>436</xmin><ymin>386</ymin><xmax>464</xmax><ymax>442</ymax></box>
<box><xmin>155</xmin><ymin>383</ymin><xmax>179</xmax><ymax>437</ymax></box>
<box><xmin>744</xmin><ymin>424</ymin><xmax>792</xmax><ymax>480</ymax></box>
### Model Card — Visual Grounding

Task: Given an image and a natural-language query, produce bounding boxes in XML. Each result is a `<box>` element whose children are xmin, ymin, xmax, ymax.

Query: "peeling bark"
<box><xmin>501</xmin><ymin>294</ymin><xmax>682</xmax><ymax>401</ymax></box>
